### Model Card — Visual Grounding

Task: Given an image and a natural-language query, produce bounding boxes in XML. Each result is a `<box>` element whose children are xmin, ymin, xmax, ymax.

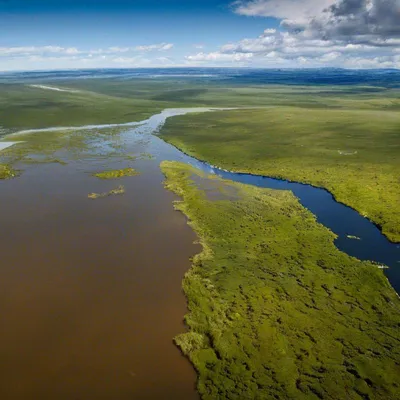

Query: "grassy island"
<box><xmin>93</xmin><ymin>168</ymin><xmax>140</xmax><ymax>179</ymax></box>
<box><xmin>161</xmin><ymin>161</ymin><xmax>400</xmax><ymax>400</ymax></box>
<box><xmin>160</xmin><ymin>108</ymin><xmax>400</xmax><ymax>242</ymax></box>
<box><xmin>88</xmin><ymin>185</ymin><xmax>125</xmax><ymax>199</ymax></box>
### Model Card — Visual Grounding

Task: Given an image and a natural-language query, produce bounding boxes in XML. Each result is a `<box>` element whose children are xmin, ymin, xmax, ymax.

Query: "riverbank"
<box><xmin>160</xmin><ymin>107</ymin><xmax>400</xmax><ymax>243</ymax></box>
<box><xmin>161</xmin><ymin>160</ymin><xmax>400</xmax><ymax>400</ymax></box>
<box><xmin>0</xmin><ymin>142</ymin><xmax>18</xmax><ymax>151</ymax></box>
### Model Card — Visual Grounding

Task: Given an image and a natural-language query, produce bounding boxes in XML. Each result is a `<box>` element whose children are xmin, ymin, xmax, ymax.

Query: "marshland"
<box><xmin>0</xmin><ymin>69</ymin><xmax>399</xmax><ymax>399</ymax></box>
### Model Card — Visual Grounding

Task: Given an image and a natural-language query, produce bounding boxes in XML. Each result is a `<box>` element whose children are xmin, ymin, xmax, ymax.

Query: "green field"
<box><xmin>1</xmin><ymin>80</ymin><xmax>399</xmax><ymax>136</ymax></box>
<box><xmin>61</xmin><ymin>79</ymin><xmax>400</xmax><ymax>110</ymax></box>
<box><xmin>0</xmin><ymin>83</ymin><xmax>164</xmax><ymax>133</ymax></box>
<box><xmin>161</xmin><ymin>161</ymin><xmax>400</xmax><ymax>400</ymax></box>
<box><xmin>160</xmin><ymin>107</ymin><xmax>400</xmax><ymax>242</ymax></box>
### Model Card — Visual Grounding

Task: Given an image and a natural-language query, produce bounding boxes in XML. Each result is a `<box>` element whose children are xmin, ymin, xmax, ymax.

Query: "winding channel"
<box><xmin>3</xmin><ymin>108</ymin><xmax>400</xmax><ymax>293</ymax></box>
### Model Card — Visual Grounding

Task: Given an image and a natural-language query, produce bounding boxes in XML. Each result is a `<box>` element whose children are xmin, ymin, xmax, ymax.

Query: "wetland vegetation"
<box><xmin>162</xmin><ymin>161</ymin><xmax>400</xmax><ymax>400</ymax></box>
<box><xmin>93</xmin><ymin>168</ymin><xmax>140</xmax><ymax>179</ymax></box>
<box><xmin>0</xmin><ymin>163</ymin><xmax>17</xmax><ymax>179</ymax></box>
<box><xmin>2</xmin><ymin>78</ymin><xmax>399</xmax><ymax>134</ymax></box>
<box><xmin>88</xmin><ymin>185</ymin><xmax>126</xmax><ymax>199</ymax></box>
<box><xmin>0</xmin><ymin>83</ymin><xmax>164</xmax><ymax>132</ymax></box>
<box><xmin>160</xmin><ymin>107</ymin><xmax>400</xmax><ymax>242</ymax></box>
<box><xmin>1</xmin><ymin>72</ymin><xmax>399</xmax><ymax>399</ymax></box>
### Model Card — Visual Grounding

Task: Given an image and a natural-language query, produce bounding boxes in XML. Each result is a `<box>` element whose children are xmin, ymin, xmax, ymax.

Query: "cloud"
<box><xmin>0</xmin><ymin>43</ymin><xmax>174</xmax><ymax>60</ymax></box>
<box><xmin>0</xmin><ymin>46</ymin><xmax>81</xmax><ymax>57</ymax></box>
<box><xmin>234</xmin><ymin>0</ymin><xmax>400</xmax><ymax>45</ymax></box>
<box><xmin>310</xmin><ymin>0</ymin><xmax>400</xmax><ymax>44</ymax></box>
<box><xmin>186</xmin><ymin>23</ymin><xmax>400</xmax><ymax>68</ymax></box>
<box><xmin>234</xmin><ymin>0</ymin><xmax>335</xmax><ymax>22</ymax></box>
<box><xmin>0</xmin><ymin>43</ymin><xmax>176</xmax><ymax>71</ymax></box>
<box><xmin>195</xmin><ymin>0</ymin><xmax>397</xmax><ymax>68</ymax></box>
<box><xmin>186</xmin><ymin>51</ymin><xmax>254</xmax><ymax>64</ymax></box>
<box><xmin>134</xmin><ymin>43</ymin><xmax>174</xmax><ymax>52</ymax></box>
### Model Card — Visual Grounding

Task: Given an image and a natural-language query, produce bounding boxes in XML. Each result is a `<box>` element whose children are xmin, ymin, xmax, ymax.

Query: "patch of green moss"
<box><xmin>93</xmin><ymin>168</ymin><xmax>140</xmax><ymax>179</ymax></box>
<box><xmin>88</xmin><ymin>185</ymin><xmax>125</xmax><ymax>199</ymax></box>
<box><xmin>161</xmin><ymin>161</ymin><xmax>400</xmax><ymax>400</ymax></box>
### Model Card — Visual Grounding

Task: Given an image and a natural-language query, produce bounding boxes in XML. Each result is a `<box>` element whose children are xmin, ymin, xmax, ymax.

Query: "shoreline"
<box><xmin>161</xmin><ymin>160</ymin><xmax>400</xmax><ymax>399</ymax></box>
<box><xmin>0</xmin><ymin>142</ymin><xmax>19</xmax><ymax>152</ymax></box>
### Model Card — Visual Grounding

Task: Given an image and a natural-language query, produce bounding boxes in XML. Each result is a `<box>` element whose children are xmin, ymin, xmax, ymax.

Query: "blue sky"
<box><xmin>0</xmin><ymin>0</ymin><xmax>399</xmax><ymax>70</ymax></box>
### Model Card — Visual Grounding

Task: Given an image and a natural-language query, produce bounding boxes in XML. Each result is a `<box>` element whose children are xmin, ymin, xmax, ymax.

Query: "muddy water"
<box><xmin>0</xmin><ymin>144</ymin><xmax>200</xmax><ymax>398</ymax></box>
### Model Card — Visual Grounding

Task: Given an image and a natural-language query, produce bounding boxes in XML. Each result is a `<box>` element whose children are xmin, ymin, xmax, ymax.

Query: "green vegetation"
<box><xmin>161</xmin><ymin>161</ymin><xmax>400</xmax><ymax>400</ymax></box>
<box><xmin>88</xmin><ymin>185</ymin><xmax>125</xmax><ymax>199</ymax></box>
<box><xmin>0</xmin><ymin>163</ymin><xmax>17</xmax><ymax>179</ymax></box>
<box><xmin>93</xmin><ymin>168</ymin><xmax>140</xmax><ymax>179</ymax></box>
<box><xmin>21</xmin><ymin>157</ymin><xmax>68</xmax><ymax>165</ymax></box>
<box><xmin>0</xmin><ymin>83</ymin><xmax>164</xmax><ymax>133</ymax></box>
<box><xmin>160</xmin><ymin>108</ymin><xmax>400</xmax><ymax>242</ymax></box>
<box><xmin>59</xmin><ymin>79</ymin><xmax>400</xmax><ymax>111</ymax></box>
<box><xmin>0</xmin><ymin>124</ymin><xmax>142</xmax><ymax>177</ymax></box>
<box><xmin>2</xmin><ymin>81</ymin><xmax>399</xmax><ymax>135</ymax></box>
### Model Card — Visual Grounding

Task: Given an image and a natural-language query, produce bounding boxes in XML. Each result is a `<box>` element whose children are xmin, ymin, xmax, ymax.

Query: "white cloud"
<box><xmin>0</xmin><ymin>43</ymin><xmax>174</xmax><ymax>60</ymax></box>
<box><xmin>0</xmin><ymin>43</ymin><xmax>176</xmax><ymax>70</ymax></box>
<box><xmin>186</xmin><ymin>24</ymin><xmax>400</xmax><ymax>68</ymax></box>
<box><xmin>0</xmin><ymin>46</ymin><xmax>81</xmax><ymax>57</ymax></box>
<box><xmin>186</xmin><ymin>51</ymin><xmax>254</xmax><ymax>63</ymax></box>
<box><xmin>234</xmin><ymin>0</ymin><xmax>335</xmax><ymax>22</ymax></box>
<box><xmin>234</xmin><ymin>1</ymin><xmax>400</xmax><ymax>45</ymax></box>
<box><xmin>194</xmin><ymin>0</ymin><xmax>398</xmax><ymax>68</ymax></box>
<box><xmin>134</xmin><ymin>43</ymin><xmax>174</xmax><ymax>52</ymax></box>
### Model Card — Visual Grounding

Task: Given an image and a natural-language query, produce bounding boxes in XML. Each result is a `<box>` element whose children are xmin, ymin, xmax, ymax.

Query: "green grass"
<box><xmin>93</xmin><ymin>168</ymin><xmax>140</xmax><ymax>179</ymax></box>
<box><xmin>60</xmin><ymin>79</ymin><xmax>400</xmax><ymax>111</ymax></box>
<box><xmin>161</xmin><ymin>161</ymin><xmax>400</xmax><ymax>400</ymax></box>
<box><xmin>2</xmin><ymin>81</ymin><xmax>399</xmax><ymax>136</ymax></box>
<box><xmin>160</xmin><ymin>107</ymin><xmax>400</xmax><ymax>242</ymax></box>
<box><xmin>0</xmin><ymin>83</ymin><xmax>164</xmax><ymax>133</ymax></box>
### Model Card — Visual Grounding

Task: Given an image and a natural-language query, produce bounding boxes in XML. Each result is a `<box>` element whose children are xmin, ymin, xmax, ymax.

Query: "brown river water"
<box><xmin>0</xmin><ymin>112</ymin><xmax>207</xmax><ymax>399</ymax></box>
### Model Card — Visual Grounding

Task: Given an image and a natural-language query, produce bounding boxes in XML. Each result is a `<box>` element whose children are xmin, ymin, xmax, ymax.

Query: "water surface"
<box><xmin>0</xmin><ymin>128</ymin><xmax>200</xmax><ymax>399</ymax></box>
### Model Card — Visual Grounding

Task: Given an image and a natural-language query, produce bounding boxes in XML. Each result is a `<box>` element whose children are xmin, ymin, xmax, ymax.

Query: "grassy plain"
<box><xmin>62</xmin><ymin>79</ymin><xmax>400</xmax><ymax>110</ymax></box>
<box><xmin>0</xmin><ymin>83</ymin><xmax>163</xmax><ymax>133</ymax></box>
<box><xmin>162</xmin><ymin>161</ymin><xmax>400</xmax><ymax>400</ymax></box>
<box><xmin>1</xmin><ymin>80</ymin><xmax>399</xmax><ymax>136</ymax></box>
<box><xmin>161</xmin><ymin>107</ymin><xmax>400</xmax><ymax>242</ymax></box>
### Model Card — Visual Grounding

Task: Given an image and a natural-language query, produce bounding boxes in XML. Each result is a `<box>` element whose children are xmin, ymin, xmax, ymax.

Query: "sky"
<box><xmin>0</xmin><ymin>0</ymin><xmax>399</xmax><ymax>71</ymax></box>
